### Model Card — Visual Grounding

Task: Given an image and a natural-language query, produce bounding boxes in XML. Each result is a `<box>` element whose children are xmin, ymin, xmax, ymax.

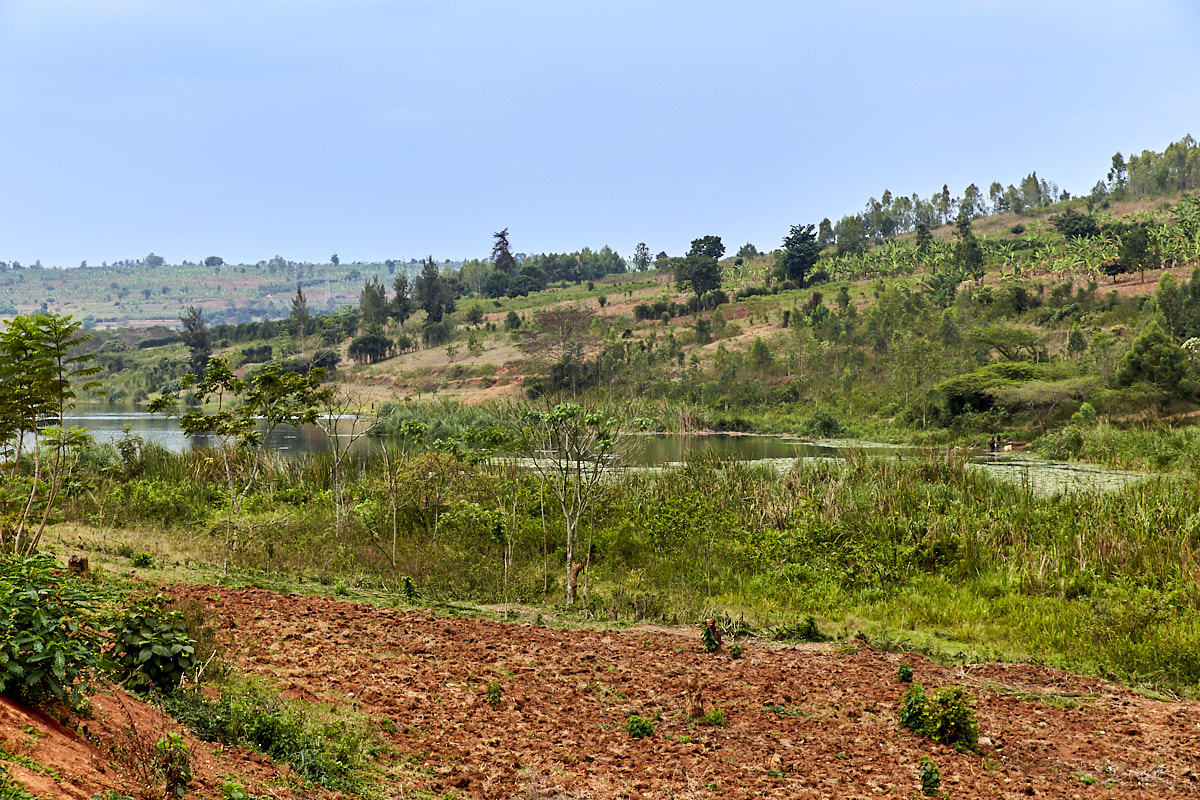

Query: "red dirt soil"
<box><xmin>7</xmin><ymin>583</ymin><xmax>1200</xmax><ymax>798</ymax></box>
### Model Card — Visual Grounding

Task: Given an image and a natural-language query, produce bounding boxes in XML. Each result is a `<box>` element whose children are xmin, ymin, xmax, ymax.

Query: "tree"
<box><xmin>290</xmin><ymin>285</ymin><xmax>311</xmax><ymax>339</ymax></box>
<box><xmin>835</xmin><ymin>215</ymin><xmax>867</xmax><ymax>256</ymax></box>
<box><xmin>330</xmin><ymin>253</ymin><xmax>340</xmax><ymax>266</ymax></box>
<box><xmin>1116</xmin><ymin>321</ymin><xmax>1193</xmax><ymax>403</ymax></box>
<box><xmin>492</xmin><ymin>228</ymin><xmax>517</xmax><ymax>274</ymax></box>
<box><xmin>204</xmin><ymin>256</ymin><xmax>224</xmax><ymax>268</ymax></box>
<box><xmin>632</xmin><ymin>242</ymin><xmax>652</xmax><ymax>272</ymax></box>
<box><xmin>953</xmin><ymin>212</ymin><xmax>985</xmax><ymax>282</ymax></box>
<box><xmin>674</xmin><ymin>253</ymin><xmax>722</xmax><ymax>298</ymax></box>
<box><xmin>178</xmin><ymin>306</ymin><xmax>212</xmax><ymax>376</ymax></box>
<box><xmin>966</xmin><ymin>325</ymin><xmax>1047</xmax><ymax>361</ymax></box>
<box><xmin>0</xmin><ymin>313</ymin><xmax>99</xmax><ymax>555</ymax></box>
<box><xmin>148</xmin><ymin>360</ymin><xmax>330</xmax><ymax>576</ymax></box>
<box><xmin>817</xmin><ymin>218</ymin><xmax>835</xmax><ymax>247</ymax></box>
<box><xmin>391</xmin><ymin>271</ymin><xmax>414</xmax><ymax>327</ymax></box>
<box><xmin>413</xmin><ymin>257</ymin><xmax>456</xmax><ymax>323</ymax></box>
<box><xmin>517</xmin><ymin>305</ymin><xmax>596</xmax><ymax>395</ymax></box>
<box><xmin>144</xmin><ymin>253</ymin><xmax>165</xmax><ymax>268</ymax></box>
<box><xmin>773</xmin><ymin>223</ymin><xmax>822</xmax><ymax>286</ymax></box>
<box><xmin>914</xmin><ymin>222</ymin><xmax>934</xmax><ymax>256</ymax></box>
<box><xmin>1117</xmin><ymin>221</ymin><xmax>1160</xmax><ymax>284</ymax></box>
<box><xmin>359</xmin><ymin>275</ymin><xmax>389</xmax><ymax>332</ymax></box>
<box><xmin>736</xmin><ymin>242</ymin><xmax>759</xmax><ymax>260</ymax></box>
<box><xmin>509</xmin><ymin>400</ymin><xmax>644</xmax><ymax>605</ymax></box>
<box><xmin>1052</xmin><ymin>208</ymin><xmax>1100</xmax><ymax>240</ymax></box>
<box><xmin>689</xmin><ymin>235</ymin><xmax>725</xmax><ymax>261</ymax></box>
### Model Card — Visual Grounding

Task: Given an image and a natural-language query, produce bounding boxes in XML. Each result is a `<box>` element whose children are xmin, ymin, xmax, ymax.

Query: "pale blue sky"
<box><xmin>1</xmin><ymin>0</ymin><xmax>1197</xmax><ymax>268</ymax></box>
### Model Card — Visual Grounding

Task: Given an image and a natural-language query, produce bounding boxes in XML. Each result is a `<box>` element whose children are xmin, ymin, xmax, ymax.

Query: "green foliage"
<box><xmin>106</xmin><ymin>594</ymin><xmax>197</xmax><ymax>693</ymax></box>
<box><xmin>625</xmin><ymin>714</ymin><xmax>654</xmax><ymax>739</ymax></box>
<box><xmin>774</xmin><ymin>223</ymin><xmax>821</xmax><ymax>286</ymax></box>
<box><xmin>700</xmin><ymin>619</ymin><xmax>721</xmax><ymax>653</ymax></box>
<box><xmin>728</xmin><ymin>642</ymin><xmax>743</xmax><ymax>659</ymax></box>
<box><xmin>897</xmin><ymin>663</ymin><xmax>914</xmax><ymax>683</ymax></box>
<box><xmin>152</xmin><ymin>733</ymin><xmax>192</xmax><ymax>798</ymax></box>
<box><xmin>898</xmin><ymin>683</ymin><xmax>979</xmax><ymax>753</ymax></box>
<box><xmin>918</xmin><ymin>755</ymin><xmax>941</xmax><ymax>797</ymax></box>
<box><xmin>162</xmin><ymin>684</ymin><xmax>364</xmax><ymax>791</ymax></box>
<box><xmin>702</xmin><ymin>707</ymin><xmax>726</xmax><ymax>726</ymax></box>
<box><xmin>129</xmin><ymin>552</ymin><xmax>154</xmax><ymax>568</ymax></box>
<box><xmin>485</xmin><ymin>680</ymin><xmax>502</xmax><ymax>708</ymax></box>
<box><xmin>0</xmin><ymin>554</ymin><xmax>102</xmax><ymax>709</ymax></box>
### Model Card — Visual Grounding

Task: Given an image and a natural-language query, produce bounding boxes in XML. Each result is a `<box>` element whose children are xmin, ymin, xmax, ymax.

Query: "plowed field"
<box><xmin>6</xmin><ymin>582</ymin><xmax>1200</xmax><ymax>798</ymax></box>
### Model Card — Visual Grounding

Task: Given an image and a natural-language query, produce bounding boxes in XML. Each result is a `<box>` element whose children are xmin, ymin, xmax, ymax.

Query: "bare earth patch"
<box><xmin>7</xmin><ymin>583</ymin><xmax>1200</xmax><ymax>797</ymax></box>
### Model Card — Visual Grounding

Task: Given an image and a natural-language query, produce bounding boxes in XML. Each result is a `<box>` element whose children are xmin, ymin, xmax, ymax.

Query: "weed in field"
<box><xmin>700</xmin><ymin>618</ymin><xmax>722</xmax><ymax>653</ymax></box>
<box><xmin>486</xmin><ymin>681</ymin><xmax>502</xmax><ymax>708</ymax></box>
<box><xmin>702</xmin><ymin>707</ymin><xmax>726</xmax><ymax>726</ymax></box>
<box><xmin>728</xmin><ymin>642</ymin><xmax>743</xmax><ymax>659</ymax></box>
<box><xmin>106</xmin><ymin>593</ymin><xmax>197</xmax><ymax>693</ymax></box>
<box><xmin>898</xmin><ymin>663</ymin><xmax>914</xmax><ymax>683</ymax></box>
<box><xmin>625</xmin><ymin>715</ymin><xmax>654</xmax><ymax>739</ymax></box>
<box><xmin>898</xmin><ymin>683</ymin><xmax>979</xmax><ymax>753</ymax></box>
<box><xmin>918</xmin><ymin>755</ymin><xmax>940</xmax><ymax>797</ymax></box>
<box><xmin>130</xmin><ymin>552</ymin><xmax>155</xmax><ymax>568</ymax></box>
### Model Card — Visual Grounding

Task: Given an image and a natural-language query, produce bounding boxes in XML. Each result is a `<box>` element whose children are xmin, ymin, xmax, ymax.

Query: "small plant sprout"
<box><xmin>701</xmin><ymin>618</ymin><xmax>723</xmax><ymax>654</ymax></box>
<box><xmin>729</xmin><ymin>642</ymin><xmax>743</xmax><ymax>659</ymax></box>
<box><xmin>625</xmin><ymin>714</ymin><xmax>654</xmax><ymax>739</ymax></box>
<box><xmin>918</xmin><ymin>754</ymin><xmax>941</xmax><ymax>797</ymax></box>
<box><xmin>486</xmin><ymin>680</ymin><xmax>502</xmax><ymax>708</ymax></box>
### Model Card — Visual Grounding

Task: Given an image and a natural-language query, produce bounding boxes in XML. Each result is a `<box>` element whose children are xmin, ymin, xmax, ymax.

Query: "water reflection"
<box><xmin>69</xmin><ymin>407</ymin><xmax>1145</xmax><ymax>495</ymax></box>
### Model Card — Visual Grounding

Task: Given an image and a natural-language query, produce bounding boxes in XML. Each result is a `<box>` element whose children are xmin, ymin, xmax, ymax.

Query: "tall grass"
<box><xmin>55</xmin><ymin>439</ymin><xmax>1200</xmax><ymax>693</ymax></box>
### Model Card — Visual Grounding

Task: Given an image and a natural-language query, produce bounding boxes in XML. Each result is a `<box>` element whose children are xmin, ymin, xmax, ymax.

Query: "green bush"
<box><xmin>898</xmin><ymin>683</ymin><xmax>979</xmax><ymax>753</ymax></box>
<box><xmin>897</xmin><ymin>663</ymin><xmax>914</xmax><ymax>683</ymax></box>
<box><xmin>0</xmin><ymin>554</ymin><xmax>103</xmax><ymax>709</ymax></box>
<box><xmin>625</xmin><ymin>714</ymin><xmax>654</xmax><ymax>739</ymax></box>
<box><xmin>162</xmin><ymin>685</ymin><xmax>362</xmax><ymax>791</ymax></box>
<box><xmin>106</xmin><ymin>594</ymin><xmax>196</xmax><ymax>693</ymax></box>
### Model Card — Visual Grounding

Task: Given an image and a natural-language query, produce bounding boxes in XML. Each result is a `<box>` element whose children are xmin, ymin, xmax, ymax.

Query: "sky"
<box><xmin>1</xmin><ymin>0</ymin><xmax>1198</xmax><ymax>268</ymax></box>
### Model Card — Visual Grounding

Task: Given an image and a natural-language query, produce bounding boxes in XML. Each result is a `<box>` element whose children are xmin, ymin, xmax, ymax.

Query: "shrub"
<box><xmin>625</xmin><ymin>714</ymin><xmax>654</xmax><ymax>739</ymax></box>
<box><xmin>898</xmin><ymin>683</ymin><xmax>979</xmax><ymax>753</ymax></box>
<box><xmin>918</xmin><ymin>755</ymin><xmax>940</xmax><ymax>797</ymax></box>
<box><xmin>0</xmin><ymin>554</ymin><xmax>103</xmax><ymax>709</ymax></box>
<box><xmin>897</xmin><ymin>663</ymin><xmax>914</xmax><ymax>683</ymax></box>
<box><xmin>130</xmin><ymin>552</ymin><xmax>154</xmax><ymax>568</ymax></box>
<box><xmin>106</xmin><ymin>594</ymin><xmax>197</xmax><ymax>693</ymax></box>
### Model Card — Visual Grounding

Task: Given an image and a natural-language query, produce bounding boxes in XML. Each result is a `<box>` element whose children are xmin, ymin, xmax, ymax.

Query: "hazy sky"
<box><xmin>1</xmin><ymin>0</ymin><xmax>1197</xmax><ymax>267</ymax></box>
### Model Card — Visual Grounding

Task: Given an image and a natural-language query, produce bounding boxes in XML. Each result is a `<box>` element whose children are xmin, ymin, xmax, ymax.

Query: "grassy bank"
<box><xmin>50</xmin><ymin>438</ymin><xmax>1200</xmax><ymax>695</ymax></box>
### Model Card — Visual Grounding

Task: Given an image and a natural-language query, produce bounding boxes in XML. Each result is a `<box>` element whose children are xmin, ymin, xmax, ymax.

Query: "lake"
<box><xmin>67</xmin><ymin>406</ymin><xmax>1146</xmax><ymax>495</ymax></box>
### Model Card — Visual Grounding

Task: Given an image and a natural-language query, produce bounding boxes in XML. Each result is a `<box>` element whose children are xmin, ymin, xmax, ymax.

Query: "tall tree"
<box><xmin>359</xmin><ymin>275</ymin><xmax>389</xmax><ymax>332</ymax></box>
<box><xmin>391</xmin><ymin>271</ymin><xmax>414</xmax><ymax>327</ymax></box>
<box><xmin>414</xmin><ymin>257</ymin><xmax>456</xmax><ymax>323</ymax></box>
<box><xmin>330</xmin><ymin>253</ymin><xmax>340</xmax><ymax>266</ymax></box>
<box><xmin>632</xmin><ymin>242</ymin><xmax>652</xmax><ymax>272</ymax></box>
<box><xmin>774</xmin><ymin>223</ymin><xmax>821</xmax><ymax>286</ymax></box>
<box><xmin>954</xmin><ymin>212</ymin><xmax>986</xmax><ymax>282</ymax></box>
<box><xmin>178</xmin><ymin>306</ymin><xmax>212</xmax><ymax>377</ymax></box>
<box><xmin>492</xmin><ymin>228</ymin><xmax>517</xmax><ymax>274</ymax></box>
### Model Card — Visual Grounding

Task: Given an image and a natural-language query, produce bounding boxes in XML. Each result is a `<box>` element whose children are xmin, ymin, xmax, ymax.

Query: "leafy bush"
<box><xmin>129</xmin><ymin>552</ymin><xmax>154</xmax><ymax>568</ymax></box>
<box><xmin>162</xmin><ymin>684</ymin><xmax>363</xmax><ymax>791</ymax></box>
<box><xmin>897</xmin><ymin>663</ymin><xmax>914</xmax><ymax>683</ymax></box>
<box><xmin>625</xmin><ymin>714</ymin><xmax>654</xmax><ymax>739</ymax></box>
<box><xmin>106</xmin><ymin>594</ymin><xmax>197</xmax><ymax>693</ymax></box>
<box><xmin>897</xmin><ymin>683</ymin><xmax>979</xmax><ymax>753</ymax></box>
<box><xmin>0</xmin><ymin>554</ymin><xmax>102</xmax><ymax>709</ymax></box>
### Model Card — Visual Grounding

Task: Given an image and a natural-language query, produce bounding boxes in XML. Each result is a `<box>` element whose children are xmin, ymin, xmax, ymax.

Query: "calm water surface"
<box><xmin>69</xmin><ymin>406</ymin><xmax>1145</xmax><ymax>495</ymax></box>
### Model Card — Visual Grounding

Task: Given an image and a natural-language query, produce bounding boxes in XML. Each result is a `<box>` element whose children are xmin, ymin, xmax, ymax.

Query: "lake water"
<box><xmin>67</xmin><ymin>406</ymin><xmax>1146</xmax><ymax>495</ymax></box>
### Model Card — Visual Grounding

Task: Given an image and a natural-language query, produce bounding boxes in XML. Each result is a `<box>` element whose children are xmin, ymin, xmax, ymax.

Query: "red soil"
<box><xmin>6</xmin><ymin>583</ymin><xmax>1200</xmax><ymax>798</ymax></box>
